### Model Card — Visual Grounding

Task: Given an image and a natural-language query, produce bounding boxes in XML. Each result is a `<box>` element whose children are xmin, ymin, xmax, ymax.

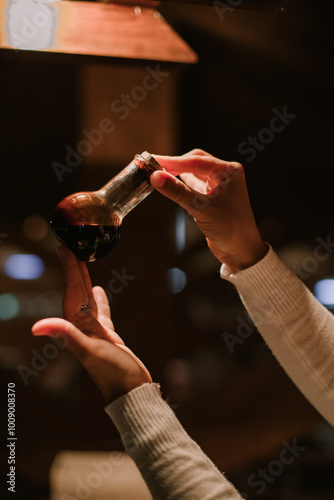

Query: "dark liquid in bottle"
<box><xmin>50</xmin><ymin>194</ymin><xmax>121</xmax><ymax>262</ymax></box>
<box><xmin>51</xmin><ymin>219</ymin><xmax>120</xmax><ymax>262</ymax></box>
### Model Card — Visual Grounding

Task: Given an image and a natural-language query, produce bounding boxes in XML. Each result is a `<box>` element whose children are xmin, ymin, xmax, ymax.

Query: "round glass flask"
<box><xmin>50</xmin><ymin>152</ymin><xmax>162</xmax><ymax>262</ymax></box>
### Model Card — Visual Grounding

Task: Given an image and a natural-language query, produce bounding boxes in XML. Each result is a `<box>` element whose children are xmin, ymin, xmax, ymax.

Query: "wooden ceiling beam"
<box><xmin>111</xmin><ymin>0</ymin><xmax>289</xmax><ymax>11</ymax></box>
<box><xmin>0</xmin><ymin>0</ymin><xmax>197</xmax><ymax>64</ymax></box>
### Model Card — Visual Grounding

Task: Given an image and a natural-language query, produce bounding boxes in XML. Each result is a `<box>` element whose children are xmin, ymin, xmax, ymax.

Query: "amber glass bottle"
<box><xmin>50</xmin><ymin>152</ymin><xmax>162</xmax><ymax>262</ymax></box>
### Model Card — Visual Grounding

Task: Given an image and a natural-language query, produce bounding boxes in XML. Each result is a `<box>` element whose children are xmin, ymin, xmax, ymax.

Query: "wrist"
<box><xmin>233</xmin><ymin>241</ymin><xmax>269</xmax><ymax>271</ymax></box>
<box><xmin>208</xmin><ymin>238</ymin><xmax>268</xmax><ymax>274</ymax></box>
<box><xmin>103</xmin><ymin>370</ymin><xmax>153</xmax><ymax>405</ymax></box>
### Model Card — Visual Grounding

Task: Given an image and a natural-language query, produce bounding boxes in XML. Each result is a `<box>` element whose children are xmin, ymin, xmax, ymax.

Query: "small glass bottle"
<box><xmin>50</xmin><ymin>152</ymin><xmax>162</xmax><ymax>262</ymax></box>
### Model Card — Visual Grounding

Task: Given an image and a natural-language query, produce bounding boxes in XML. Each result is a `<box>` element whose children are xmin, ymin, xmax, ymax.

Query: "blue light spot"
<box><xmin>314</xmin><ymin>279</ymin><xmax>334</xmax><ymax>307</ymax></box>
<box><xmin>0</xmin><ymin>293</ymin><xmax>20</xmax><ymax>320</ymax></box>
<box><xmin>167</xmin><ymin>267</ymin><xmax>187</xmax><ymax>294</ymax></box>
<box><xmin>175</xmin><ymin>210</ymin><xmax>186</xmax><ymax>254</ymax></box>
<box><xmin>3</xmin><ymin>254</ymin><xmax>45</xmax><ymax>280</ymax></box>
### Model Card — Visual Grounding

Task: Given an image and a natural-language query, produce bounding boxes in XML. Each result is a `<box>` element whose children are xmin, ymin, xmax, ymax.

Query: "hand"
<box><xmin>32</xmin><ymin>247</ymin><xmax>152</xmax><ymax>403</ymax></box>
<box><xmin>151</xmin><ymin>149</ymin><xmax>268</xmax><ymax>273</ymax></box>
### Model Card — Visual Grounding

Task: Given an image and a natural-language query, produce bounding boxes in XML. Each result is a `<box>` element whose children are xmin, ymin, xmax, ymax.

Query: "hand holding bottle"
<box><xmin>31</xmin><ymin>246</ymin><xmax>152</xmax><ymax>403</ymax></box>
<box><xmin>51</xmin><ymin>152</ymin><xmax>162</xmax><ymax>262</ymax></box>
<box><xmin>151</xmin><ymin>149</ymin><xmax>268</xmax><ymax>273</ymax></box>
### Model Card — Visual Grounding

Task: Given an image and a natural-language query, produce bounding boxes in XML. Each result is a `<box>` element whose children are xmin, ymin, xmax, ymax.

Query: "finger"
<box><xmin>32</xmin><ymin>317</ymin><xmax>92</xmax><ymax>358</ymax></box>
<box><xmin>92</xmin><ymin>286</ymin><xmax>114</xmax><ymax>329</ymax></box>
<box><xmin>206</xmin><ymin>163</ymin><xmax>243</xmax><ymax>191</ymax></box>
<box><xmin>78</xmin><ymin>261</ymin><xmax>94</xmax><ymax>297</ymax></box>
<box><xmin>182</xmin><ymin>148</ymin><xmax>213</xmax><ymax>158</ymax></box>
<box><xmin>153</xmin><ymin>148</ymin><xmax>211</xmax><ymax>161</ymax></box>
<box><xmin>33</xmin><ymin>313</ymin><xmax>118</xmax><ymax>350</ymax></box>
<box><xmin>58</xmin><ymin>246</ymin><xmax>87</xmax><ymax>305</ymax></box>
<box><xmin>153</xmin><ymin>154</ymin><xmax>230</xmax><ymax>177</ymax></box>
<box><xmin>153</xmin><ymin>148</ymin><xmax>212</xmax><ymax>170</ymax></box>
<box><xmin>78</xmin><ymin>261</ymin><xmax>98</xmax><ymax>317</ymax></box>
<box><xmin>92</xmin><ymin>287</ymin><xmax>125</xmax><ymax>345</ymax></box>
<box><xmin>150</xmin><ymin>171</ymin><xmax>206</xmax><ymax>217</ymax></box>
<box><xmin>180</xmin><ymin>172</ymin><xmax>207</xmax><ymax>193</ymax></box>
<box><xmin>75</xmin><ymin>311</ymin><xmax>112</xmax><ymax>340</ymax></box>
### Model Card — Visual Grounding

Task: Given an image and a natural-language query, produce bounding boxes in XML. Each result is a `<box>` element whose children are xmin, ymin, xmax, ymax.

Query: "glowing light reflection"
<box><xmin>314</xmin><ymin>279</ymin><xmax>334</xmax><ymax>307</ymax></box>
<box><xmin>3</xmin><ymin>254</ymin><xmax>45</xmax><ymax>280</ymax></box>
<box><xmin>0</xmin><ymin>293</ymin><xmax>20</xmax><ymax>320</ymax></box>
<box><xmin>167</xmin><ymin>267</ymin><xmax>187</xmax><ymax>294</ymax></box>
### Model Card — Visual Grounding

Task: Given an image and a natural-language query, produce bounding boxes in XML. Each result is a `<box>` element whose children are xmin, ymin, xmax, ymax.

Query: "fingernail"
<box><xmin>150</xmin><ymin>171</ymin><xmax>166</xmax><ymax>189</ymax></box>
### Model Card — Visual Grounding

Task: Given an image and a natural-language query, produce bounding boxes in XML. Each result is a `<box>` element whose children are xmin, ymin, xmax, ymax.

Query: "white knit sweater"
<box><xmin>105</xmin><ymin>246</ymin><xmax>334</xmax><ymax>499</ymax></box>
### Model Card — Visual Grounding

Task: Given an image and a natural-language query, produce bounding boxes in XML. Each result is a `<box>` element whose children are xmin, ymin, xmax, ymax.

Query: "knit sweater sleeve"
<box><xmin>220</xmin><ymin>245</ymin><xmax>334</xmax><ymax>427</ymax></box>
<box><xmin>105</xmin><ymin>383</ymin><xmax>242</xmax><ymax>500</ymax></box>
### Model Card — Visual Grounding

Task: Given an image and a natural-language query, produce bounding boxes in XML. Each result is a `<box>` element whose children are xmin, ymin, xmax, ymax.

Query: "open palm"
<box><xmin>32</xmin><ymin>246</ymin><xmax>152</xmax><ymax>403</ymax></box>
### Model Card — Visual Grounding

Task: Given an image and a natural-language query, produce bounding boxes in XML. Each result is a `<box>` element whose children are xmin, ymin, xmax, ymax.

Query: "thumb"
<box><xmin>32</xmin><ymin>317</ymin><xmax>92</xmax><ymax>358</ymax></box>
<box><xmin>150</xmin><ymin>171</ymin><xmax>206</xmax><ymax>216</ymax></box>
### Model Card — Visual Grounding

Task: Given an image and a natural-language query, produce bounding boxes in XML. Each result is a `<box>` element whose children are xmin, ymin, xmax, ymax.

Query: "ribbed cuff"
<box><xmin>105</xmin><ymin>383</ymin><xmax>193</xmax><ymax>463</ymax></box>
<box><xmin>220</xmin><ymin>245</ymin><xmax>309</xmax><ymax>322</ymax></box>
<box><xmin>105</xmin><ymin>384</ymin><xmax>244</xmax><ymax>499</ymax></box>
<box><xmin>105</xmin><ymin>383</ymin><xmax>163</xmax><ymax>436</ymax></box>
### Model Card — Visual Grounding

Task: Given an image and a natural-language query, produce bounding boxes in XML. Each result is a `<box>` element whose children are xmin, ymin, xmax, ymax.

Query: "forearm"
<box><xmin>221</xmin><ymin>246</ymin><xmax>334</xmax><ymax>426</ymax></box>
<box><xmin>105</xmin><ymin>383</ymin><xmax>242</xmax><ymax>500</ymax></box>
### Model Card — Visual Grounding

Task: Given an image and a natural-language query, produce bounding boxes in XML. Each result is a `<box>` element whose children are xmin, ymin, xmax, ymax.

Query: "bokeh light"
<box><xmin>166</xmin><ymin>267</ymin><xmax>187</xmax><ymax>294</ymax></box>
<box><xmin>3</xmin><ymin>254</ymin><xmax>45</xmax><ymax>280</ymax></box>
<box><xmin>0</xmin><ymin>293</ymin><xmax>20</xmax><ymax>320</ymax></box>
<box><xmin>22</xmin><ymin>214</ymin><xmax>49</xmax><ymax>241</ymax></box>
<box><xmin>314</xmin><ymin>279</ymin><xmax>334</xmax><ymax>307</ymax></box>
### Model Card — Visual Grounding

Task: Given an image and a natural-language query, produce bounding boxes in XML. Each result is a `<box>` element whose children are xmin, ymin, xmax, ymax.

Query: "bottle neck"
<box><xmin>99</xmin><ymin>153</ymin><xmax>162</xmax><ymax>220</ymax></box>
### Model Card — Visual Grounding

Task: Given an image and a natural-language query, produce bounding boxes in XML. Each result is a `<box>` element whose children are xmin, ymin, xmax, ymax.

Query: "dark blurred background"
<box><xmin>1</xmin><ymin>0</ymin><xmax>334</xmax><ymax>499</ymax></box>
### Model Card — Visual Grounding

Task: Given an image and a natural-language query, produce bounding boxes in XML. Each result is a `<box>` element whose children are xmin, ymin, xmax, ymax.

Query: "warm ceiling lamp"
<box><xmin>0</xmin><ymin>0</ymin><xmax>288</xmax><ymax>64</ymax></box>
<box><xmin>0</xmin><ymin>0</ymin><xmax>197</xmax><ymax>64</ymax></box>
